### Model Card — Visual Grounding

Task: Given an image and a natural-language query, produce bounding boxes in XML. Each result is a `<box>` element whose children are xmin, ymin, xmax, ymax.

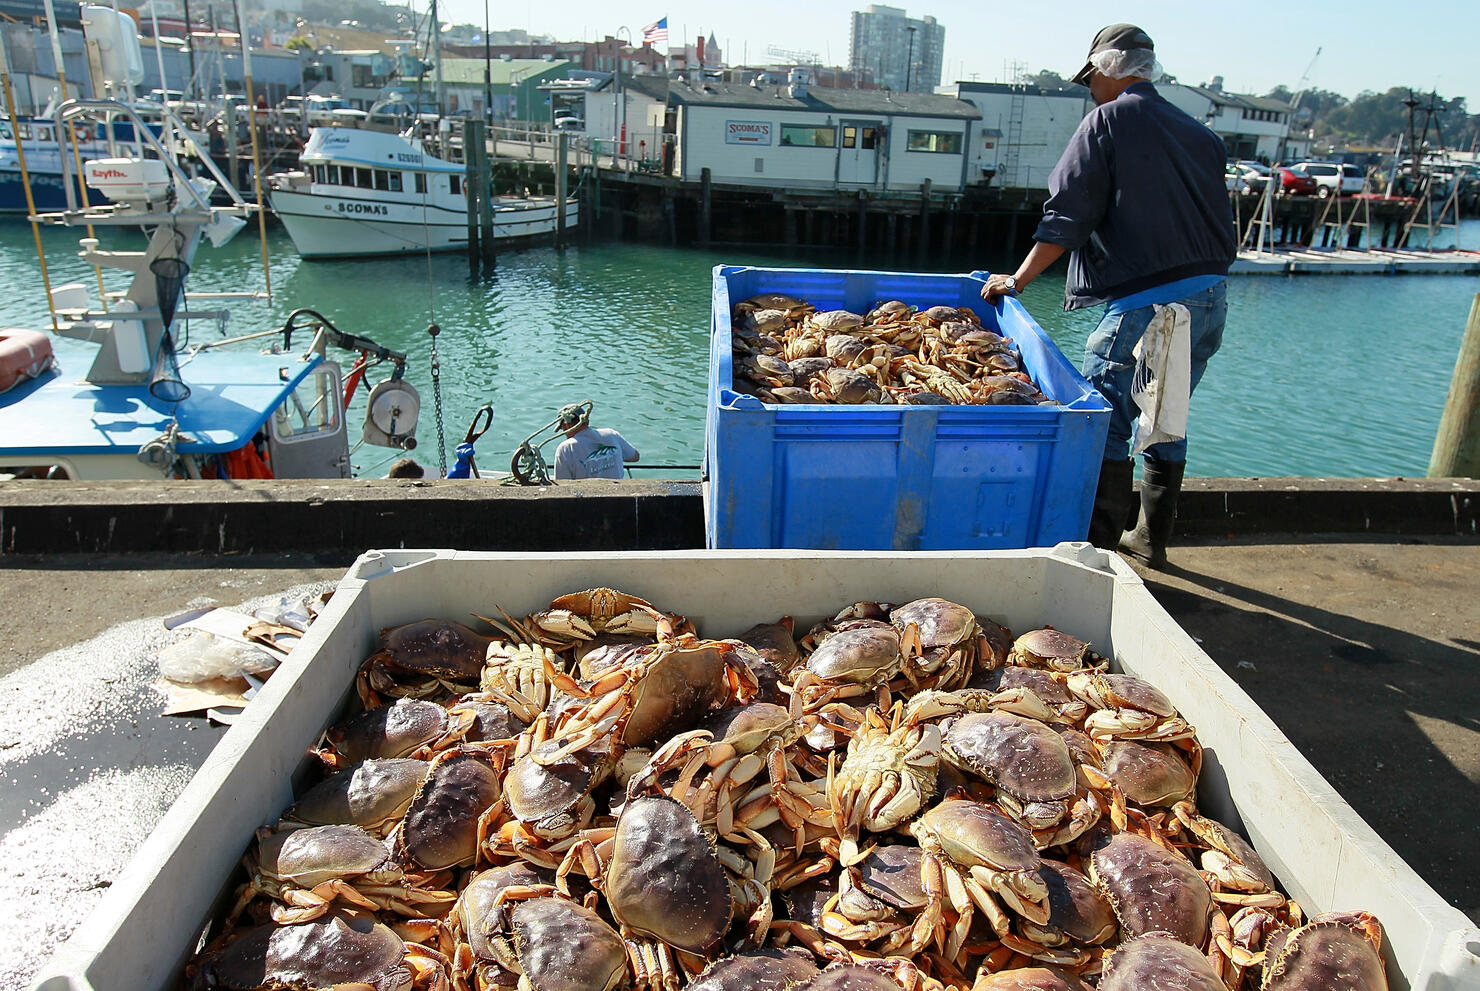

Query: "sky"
<box><xmin>433</xmin><ymin>0</ymin><xmax>1480</xmax><ymax>108</ymax></box>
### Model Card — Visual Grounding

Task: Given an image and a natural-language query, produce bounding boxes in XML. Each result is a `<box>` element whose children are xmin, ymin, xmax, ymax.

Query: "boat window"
<box><xmin>272</xmin><ymin>368</ymin><xmax>342</xmax><ymax>439</ymax></box>
<box><xmin>414</xmin><ymin>173</ymin><xmax>427</xmax><ymax>194</ymax></box>
<box><xmin>450</xmin><ymin>175</ymin><xmax>462</xmax><ymax>195</ymax></box>
<box><xmin>389</xmin><ymin>172</ymin><xmax>403</xmax><ymax>192</ymax></box>
<box><xmin>374</xmin><ymin>169</ymin><xmax>390</xmax><ymax>190</ymax></box>
<box><xmin>326</xmin><ymin>164</ymin><xmax>340</xmax><ymax>185</ymax></box>
<box><xmin>356</xmin><ymin>167</ymin><xmax>373</xmax><ymax>188</ymax></box>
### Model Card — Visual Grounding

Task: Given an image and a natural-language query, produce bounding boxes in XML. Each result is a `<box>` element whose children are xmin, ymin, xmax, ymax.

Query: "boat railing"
<box><xmin>44</xmin><ymin>99</ymin><xmax>256</xmax><ymax>223</ymax></box>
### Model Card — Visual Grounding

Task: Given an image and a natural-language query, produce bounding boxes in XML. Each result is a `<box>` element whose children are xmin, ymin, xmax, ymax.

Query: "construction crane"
<box><xmin>1279</xmin><ymin>47</ymin><xmax>1321</xmax><ymax>162</ymax></box>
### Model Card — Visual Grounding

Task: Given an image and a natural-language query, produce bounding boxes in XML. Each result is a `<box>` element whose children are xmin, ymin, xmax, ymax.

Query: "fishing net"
<box><xmin>149</xmin><ymin>330</ymin><xmax>191</xmax><ymax>403</ymax></box>
<box><xmin>149</xmin><ymin>254</ymin><xmax>190</xmax><ymax>331</ymax></box>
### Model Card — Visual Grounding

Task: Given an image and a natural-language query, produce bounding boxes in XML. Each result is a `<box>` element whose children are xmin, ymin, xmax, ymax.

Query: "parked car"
<box><xmin>553</xmin><ymin>115</ymin><xmax>585</xmax><ymax>133</ymax></box>
<box><xmin>1294</xmin><ymin>162</ymin><xmax>1367</xmax><ymax>197</ymax></box>
<box><xmin>1233</xmin><ymin>160</ymin><xmax>1270</xmax><ymax>192</ymax></box>
<box><xmin>1275</xmin><ymin>166</ymin><xmax>1318</xmax><ymax>196</ymax></box>
<box><xmin>1224</xmin><ymin>163</ymin><xmax>1249</xmax><ymax>193</ymax></box>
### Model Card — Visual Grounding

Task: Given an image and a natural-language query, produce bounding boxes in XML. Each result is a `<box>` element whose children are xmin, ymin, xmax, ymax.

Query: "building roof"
<box><xmin>667</xmin><ymin>81</ymin><xmax>979</xmax><ymax>120</ymax></box>
<box><xmin>439</xmin><ymin>58</ymin><xmax>571</xmax><ymax>86</ymax></box>
<box><xmin>581</xmin><ymin>73</ymin><xmax>671</xmax><ymax>101</ymax></box>
<box><xmin>1172</xmin><ymin>84</ymin><xmax>1292</xmax><ymax>114</ymax></box>
<box><xmin>954</xmin><ymin>80</ymin><xmax>1088</xmax><ymax>99</ymax></box>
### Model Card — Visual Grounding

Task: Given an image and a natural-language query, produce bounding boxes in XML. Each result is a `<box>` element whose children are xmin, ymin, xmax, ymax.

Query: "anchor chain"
<box><xmin>427</xmin><ymin>323</ymin><xmax>447</xmax><ymax>476</ymax></box>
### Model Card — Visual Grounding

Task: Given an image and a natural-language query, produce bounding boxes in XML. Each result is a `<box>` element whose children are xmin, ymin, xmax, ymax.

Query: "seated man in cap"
<box><xmin>552</xmin><ymin>404</ymin><xmax>640</xmax><ymax>480</ymax></box>
<box><xmin>981</xmin><ymin>24</ymin><xmax>1235</xmax><ymax>570</ymax></box>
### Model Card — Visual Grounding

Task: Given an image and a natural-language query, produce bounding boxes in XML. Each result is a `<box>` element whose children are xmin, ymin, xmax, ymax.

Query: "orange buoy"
<box><xmin>0</xmin><ymin>329</ymin><xmax>54</xmax><ymax>394</ymax></box>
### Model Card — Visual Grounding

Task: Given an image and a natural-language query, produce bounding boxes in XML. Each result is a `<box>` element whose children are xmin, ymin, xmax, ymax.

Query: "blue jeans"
<box><xmin>1081</xmin><ymin>281</ymin><xmax>1227</xmax><ymax>463</ymax></box>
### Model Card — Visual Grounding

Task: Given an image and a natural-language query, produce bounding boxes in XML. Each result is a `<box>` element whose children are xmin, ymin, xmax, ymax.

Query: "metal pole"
<box><xmin>465</xmin><ymin>121</ymin><xmax>479</xmax><ymax>265</ymax></box>
<box><xmin>0</xmin><ymin>38</ymin><xmax>57</xmax><ymax>330</ymax></box>
<box><xmin>431</xmin><ymin>0</ymin><xmax>443</xmax><ymax>116</ymax></box>
<box><xmin>475</xmin><ymin>120</ymin><xmax>494</xmax><ymax>265</ymax></box>
<box><xmin>905</xmin><ymin>26</ymin><xmax>916</xmax><ymax>92</ymax></box>
<box><xmin>1428</xmin><ymin>293</ymin><xmax>1480</xmax><ymax>477</ymax></box>
<box><xmin>233</xmin><ymin>0</ymin><xmax>272</xmax><ymax>301</ymax></box>
<box><xmin>181</xmin><ymin>0</ymin><xmax>198</xmax><ymax>97</ymax></box>
<box><xmin>555</xmin><ymin>130</ymin><xmax>567</xmax><ymax>250</ymax></box>
<box><xmin>482</xmin><ymin>0</ymin><xmax>491</xmax><ymax>123</ymax></box>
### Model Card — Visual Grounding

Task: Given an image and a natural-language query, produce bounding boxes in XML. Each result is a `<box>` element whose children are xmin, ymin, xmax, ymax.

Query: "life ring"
<box><xmin>0</xmin><ymin>328</ymin><xmax>54</xmax><ymax>394</ymax></box>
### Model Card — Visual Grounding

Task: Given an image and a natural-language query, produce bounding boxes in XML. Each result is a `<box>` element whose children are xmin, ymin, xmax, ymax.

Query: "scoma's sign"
<box><xmin>337</xmin><ymin>201</ymin><xmax>389</xmax><ymax>215</ymax></box>
<box><xmin>725</xmin><ymin>120</ymin><xmax>772</xmax><ymax>145</ymax></box>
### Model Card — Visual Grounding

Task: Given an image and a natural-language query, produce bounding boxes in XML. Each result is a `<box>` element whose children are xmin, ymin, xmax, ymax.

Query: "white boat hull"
<box><xmin>270</xmin><ymin>186</ymin><xmax>579</xmax><ymax>259</ymax></box>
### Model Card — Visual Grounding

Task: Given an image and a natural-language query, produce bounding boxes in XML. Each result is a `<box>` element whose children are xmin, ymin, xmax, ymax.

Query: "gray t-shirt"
<box><xmin>554</xmin><ymin>426</ymin><xmax>638</xmax><ymax>479</ymax></box>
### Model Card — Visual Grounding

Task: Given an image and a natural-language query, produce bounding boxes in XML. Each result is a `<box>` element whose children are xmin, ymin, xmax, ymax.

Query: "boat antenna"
<box><xmin>0</xmin><ymin>35</ymin><xmax>58</xmax><ymax>331</ymax></box>
<box><xmin>232</xmin><ymin>0</ymin><xmax>273</xmax><ymax>302</ymax></box>
<box><xmin>41</xmin><ymin>0</ymin><xmax>109</xmax><ymax>311</ymax></box>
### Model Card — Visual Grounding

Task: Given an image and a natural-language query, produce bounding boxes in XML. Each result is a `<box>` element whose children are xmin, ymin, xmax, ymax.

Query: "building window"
<box><xmin>842</xmin><ymin>125</ymin><xmax>856</xmax><ymax>148</ymax></box>
<box><xmin>414</xmin><ymin>173</ymin><xmax>427</xmax><ymax>194</ymax></box>
<box><xmin>779</xmin><ymin>124</ymin><xmax>837</xmax><ymax>148</ymax></box>
<box><xmin>861</xmin><ymin>127</ymin><xmax>877</xmax><ymax>149</ymax></box>
<box><xmin>906</xmin><ymin>130</ymin><xmax>962</xmax><ymax>154</ymax></box>
<box><xmin>352</xmin><ymin>64</ymin><xmax>373</xmax><ymax>88</ymax></box>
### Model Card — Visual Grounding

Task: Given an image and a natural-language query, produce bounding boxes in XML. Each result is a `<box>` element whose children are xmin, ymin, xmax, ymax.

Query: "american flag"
<box><xmin>641</xmin><ymin>17</ymin><xmax>668</xmax><ymax>45</ymax></box>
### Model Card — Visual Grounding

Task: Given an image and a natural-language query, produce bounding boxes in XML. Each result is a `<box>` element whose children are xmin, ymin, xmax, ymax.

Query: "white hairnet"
<box><xmin>1090</xmin><ymin>47</ymin><xmax>1163</xmax><ymax>83</ymax></box>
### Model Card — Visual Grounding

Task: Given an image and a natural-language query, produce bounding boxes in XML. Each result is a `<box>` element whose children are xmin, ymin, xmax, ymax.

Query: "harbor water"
<box><xmin>2</xmin><ymin>218</ymin><xmax>1476</xmax><ymax>479</ymax></box>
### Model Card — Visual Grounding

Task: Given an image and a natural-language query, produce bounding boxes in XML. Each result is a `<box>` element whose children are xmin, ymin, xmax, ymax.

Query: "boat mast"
<box><xmin>232</xmin><ymin>0</ymin><xmax>273</xmax><ymax>301</ymax></box>
<box><xmin>0</xmin><ymin>35</ymin><xmax>58</xmax><ymax>330</ymax></box>
<box><xmin>431</xmin><ymin>0</ymin><xmax>443</xmax><ymax>116</ymax></box>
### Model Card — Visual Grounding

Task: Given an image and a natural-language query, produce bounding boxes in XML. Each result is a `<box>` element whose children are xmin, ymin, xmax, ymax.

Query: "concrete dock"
<box><xmin>0</xmin><ymin>477</ymin><xmax>1477</xmax><ymax>989</ymax></box>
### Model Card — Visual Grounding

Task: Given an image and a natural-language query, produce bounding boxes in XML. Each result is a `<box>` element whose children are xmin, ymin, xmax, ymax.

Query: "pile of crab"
<box><xmin>730</xmin><ymin>293</ymin><xmax>1056</xmax><ymax>406</ymax></box>
<box><xmin>188</xmin><ymin>588</ymin><xmax>1389</xmax><ymax>991</ymax></box>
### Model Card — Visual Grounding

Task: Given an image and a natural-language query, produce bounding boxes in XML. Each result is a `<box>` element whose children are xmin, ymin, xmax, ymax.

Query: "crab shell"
<box><xmin>698</xmin><ymin>702</ymin><xmax>800</xmax><ymax>754</ymax></box>
<box><xmin>1010</xmin><ymin>629</ymin><xmax>1090</xmax><ymax>671</ymax></box>
<box><xmin>455</xmin><ymin>863</ymin><xmax>553</xmax><ymax>969</ymax></box>
<box><xmin>1100</xmin><ymin>740</ymin><xmax>1198</xmax><ymax>807</ymax></box>
<box><xmin>810</xmin><ymin>309</ymin><xmax>866</xmax><ymax>333</ymax></box>
<box><xmin>400</xmin><ymin>748</ymin><xmax>501</xmax><ymax>870</ymax></box>
<box><xmin>1069</xmin><ymin>671</ymin><xmax>1176</xmax><ymax>716</ymax></box>
<box><xmin>504</xmin><ymin>736</ymin><xmax>613</xmax><ymax>833</ymax></box>
<box><xmin>1034</xmin><ymin>860</ymin><xmax>1117</xmax><ymax>946</ymax></box>
<box><xmin>256</xmin><ymin>825</ymin><xmax>396</xmax><ymax>889</ymax></box>
<box><xmin>688</xmin><ymin>948</ymin><xmax>820</xmax><ymax>991</ymax></box>
<box><xmin>373</xmin><ymin>619</ymin><xmax>492</xmax><ymax>681</ymax></box>
<box><xmin>323</xmin><ymin>699</ymin><xmax>449</xmax><ymax>765</ymax></box>
<box><xmin>806</xmin><ymin>625</ymin><xmax>903</xmax><ymax>684</ymax></box>
<box><xmin>619</xmin><ymin>637</ymin><xmax>747</xmax><ymax>748</ymax></box>
<box><xmin>972</xmin><ymin>967</ymin><xmax>1092</xmax><ymax>991</ymax></box>
<box><xmin>891</xmin><ymin>597</ymin><xmax>977</xmax><ymax>647</ymax></box>
<box><xmin>795</xmin><ymin>964</ymin><xmax>901</xmax><ymax>991</ymax></box>
<box><xmin>1186</xmin><ymin>815</ymin><xmax>1277</xmax><ymax>891</ymax></box>
<box><xmin>1089</xmin><ymin>832</ymin><xmax>1213</xmax><ymax>946</ymax></box>
<box><xmin>854</xmin><ymin>844</ymin><xmax>928</xmax><ymax>910</ymax></box>
<box><xmin>821</xmin><ymin>366</ymin><xmax>882</xmax><ymax>404</ymax></box>
<box><xmin>604</xmin><ymin>794</ymin><xmax>731</xmax><ymax>954</ymax></box>
<box><xmin>969</xmin><ymin>666</ymin><xmax>1086</xmax><ymax>722</ymax></box>
<box><xmin>195</xmin><ymin>914</ymin><xmax>410</xmax><ymax>991</ymax></box>
<box><xmin>730</xmin><ymin>616</ymin><xmax>801</xmax><ymax>674</ymax></box>
<box><xmin>509</xmin><ymin>897</ymin><xmax>627</xmax><ymax>991</ymax></box>
<box><xmin>943</xmin><ymin>711</ymin><xmax>1077</xmax><ymax>804</ymax></box>
<box><xmin>915</xmin><ymin>798</ymin><xmax>1042</xmax><ymax>876</ymax></box>
<box><xmin>450</xmin><ymin>697</ymin><xmax>527</xmax><ymax>743</ymax></box>
<box><xmin>725</xmin><ymin>642</ymin><xmax>785</xmax><ymax>704</ymax></box>
<box><xmin>1099</xmin><ymin>932</ymin><xmax>1224</xmax><ymax>991</ymax></box>
<box><xmin>282</xmin><ymin>758</ymin><xmax>429</xmax><ymax>836</ymax></box>
<box><xmin>1261</xmin><ymin>912</ymin><xmax>1388</xmax><ymax>991</ymax></box>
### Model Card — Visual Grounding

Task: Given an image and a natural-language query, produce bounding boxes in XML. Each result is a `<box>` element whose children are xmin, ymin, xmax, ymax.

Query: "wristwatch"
<box><xmin>1001</xmin><ymin>275</ymin><xmax>1018</xmax><ymax>293</ymax></box>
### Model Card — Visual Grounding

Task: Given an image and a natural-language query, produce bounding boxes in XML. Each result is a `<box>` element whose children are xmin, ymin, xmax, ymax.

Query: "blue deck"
<box><xmin>0</xmin><ymin>335</ymin><xmax>321</xmax><ymax>458</ymax></box>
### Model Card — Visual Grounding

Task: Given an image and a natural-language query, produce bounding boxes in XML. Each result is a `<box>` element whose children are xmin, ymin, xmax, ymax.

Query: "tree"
<box><xmin>284</xmin><ymin>35</ymin><xmax>313</xmax><ymax>51</ymax></box>
<box><xmin>1017</xmin><ymin>68</ymin><xmax>1085</xmax><ymax>92</ymax></box>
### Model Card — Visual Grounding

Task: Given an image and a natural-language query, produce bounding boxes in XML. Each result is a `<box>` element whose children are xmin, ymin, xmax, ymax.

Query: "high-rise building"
<box><xmin>848</xmin><ymin>4</ymin><xmax>944</xmax><ymax>93</ymax></box>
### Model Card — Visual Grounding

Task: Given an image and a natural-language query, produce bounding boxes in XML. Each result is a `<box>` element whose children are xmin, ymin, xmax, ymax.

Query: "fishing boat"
<box><xmin>265</xmin><ymin>126</ymin><xmax>579</xmax><ymax>259</ymax></box>
<box><xmin>0</xmin><ymin>115</ymin><xmax>115</xmax><ymax>212</ymax></box>
<box><xmin>0</xmin><ymin>99</ymin><xmax>422</xmax><ymax>481</ymax></box>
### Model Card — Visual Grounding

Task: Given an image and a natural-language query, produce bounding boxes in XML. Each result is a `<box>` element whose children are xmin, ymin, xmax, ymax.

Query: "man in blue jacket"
<box><xmin>982</xmin><ymin>24</ymin><xmax>1235</xmax><ymax>569</ymax></box>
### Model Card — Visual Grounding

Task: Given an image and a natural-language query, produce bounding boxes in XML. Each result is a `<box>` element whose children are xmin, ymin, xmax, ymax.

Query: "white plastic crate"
<box><xmin>31</xmin><ymin>546</ymin><xmax>1480</xmax><ymax>991</ymax></box>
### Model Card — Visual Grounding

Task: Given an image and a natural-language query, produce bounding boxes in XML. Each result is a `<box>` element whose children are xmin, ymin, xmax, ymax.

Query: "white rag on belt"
<box><xmin>1130</xmin><ymin>302</ymin><xmax>1191</xmax><ymax>454</ymax></box>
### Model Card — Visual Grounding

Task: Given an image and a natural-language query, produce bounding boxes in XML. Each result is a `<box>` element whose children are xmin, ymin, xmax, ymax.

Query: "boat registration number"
<box><xmin>337</xmin><ymin>202</ymin><xmax>389</xmax><ymax>216</ymax></box>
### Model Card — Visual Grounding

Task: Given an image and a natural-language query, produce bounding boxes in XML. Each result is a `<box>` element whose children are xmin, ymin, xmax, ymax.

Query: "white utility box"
<box><xmin>83</xmin><ymin>158</ymin><xmax>171</xmax><ymax>206</ymax></box>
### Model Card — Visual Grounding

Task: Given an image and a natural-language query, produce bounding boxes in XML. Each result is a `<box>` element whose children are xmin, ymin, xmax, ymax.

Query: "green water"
<box><xmin>3</xmin><ymin>219</ymin><xmax>1477</xmax><ymax>478</ymax></box>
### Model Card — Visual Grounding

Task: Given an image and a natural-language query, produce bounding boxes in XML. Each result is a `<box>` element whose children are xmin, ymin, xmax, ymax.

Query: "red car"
<box><xmin>1276</xmin><ymin>166</ymin><xmax>1318</xmax><ymax>196</ymax></box>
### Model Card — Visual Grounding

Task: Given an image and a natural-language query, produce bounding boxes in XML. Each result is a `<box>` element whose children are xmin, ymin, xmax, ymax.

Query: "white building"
<box><xmin>579</xmin><ymin>74</ymin><xmax>669</xmax><ymax>155</ymax></box>
<box><xmin>669</xmin><ymin>74</ymin><xmax>979</xmax><ymax>192</ymax></box>
<box><xmin>944</xmin><ymin>81</ymin><xmax>1090</xmax><ymax>189</ymax></box>
<box><xmin>1157</xmin><ymin>82</ymin><xmax>1292</xmax><ymax>162</ymax></box>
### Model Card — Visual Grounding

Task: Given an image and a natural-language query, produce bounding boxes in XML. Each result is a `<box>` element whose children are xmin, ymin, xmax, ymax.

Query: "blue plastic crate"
<box><xmin>705</xmin><ymin>265</ymin><xmax>1111</xmax><ymax>550</ymax></box>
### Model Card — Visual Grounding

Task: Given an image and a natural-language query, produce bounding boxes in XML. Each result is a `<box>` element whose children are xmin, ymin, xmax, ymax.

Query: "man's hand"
<box><xmin>980</xmin><ymin>273</ymin><xmax>1019</xmax><ymax>305</ymax></box>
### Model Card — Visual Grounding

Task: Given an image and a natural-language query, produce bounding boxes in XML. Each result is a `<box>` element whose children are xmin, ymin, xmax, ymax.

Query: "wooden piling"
<box><xmin>1428</xmin><ymin>294</ymin><xmax>1480</xmax><ymax>478</ymax></box>
<box><xmin>856</xmin><ymin>190</ymin><xmax>868</xmax><ymax>258</ymax></box>
<box><xmin>555</xmin><ymin>132</ymin><xmax>569</xmax><ymax>251</ymax></box>
<box><xmin>917</xmin><ymin>179</ymin><xmax>932</xmax><ymax>263</ymax></box>
<box><xmin>942</xmin><ymin>198</ymin><xmax>957</xmax><ymax>258</ymax></box>
<box><xmin>803</xmin><ymin>209</ymin><xmax>815</xmax><ymax>247</ymax></box>
<box><xmin>699</xmin><ymin>167</ymin><xmax>712</xmax><ymax>246</ymax></box>
<box><xmin>470</xmin><ymin>121</ymin><xmax>495</xmax><ymax>266</ymax></box>
<box><xmin>885</xmin><ymin>211</ymin><xmax>898</xmax><ymax>254</ymax></box>
<box><xmin>464</xmin><ymin>123</ymin><xmax>480</xmax><ymax>266</ymax></box>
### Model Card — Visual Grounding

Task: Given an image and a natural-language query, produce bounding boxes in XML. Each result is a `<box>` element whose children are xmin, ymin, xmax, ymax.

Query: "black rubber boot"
<box><xmin>1087</xmin><ymin>458</ymin><xmax>1135</xmax><ymax>549</ymax></box>
<box><xmin>1119</xmin><ymin>456</ymin><xmax>1186</xmax><ymax>570</ymax></box>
